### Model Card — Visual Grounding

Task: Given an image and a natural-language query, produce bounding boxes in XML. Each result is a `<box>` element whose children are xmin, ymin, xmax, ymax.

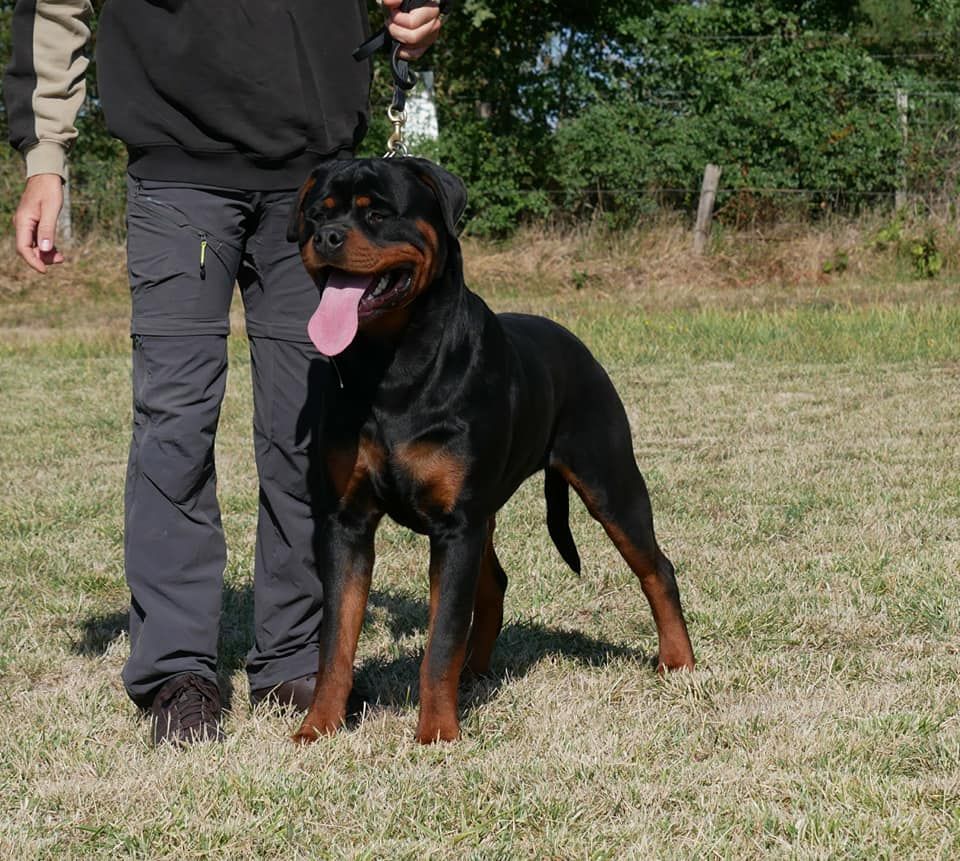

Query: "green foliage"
<box><xmin>870</xmin><ymin>211</ymin><xmax>907</xmax><ymax>250</ymax></box>
<box><xmin>425</xmin><ymin>0</ymin><xmax>960</xmax><ymax>232</ymax></box>
<box><xmin>424</xmin><ymin>1</ymin><xmax>664</xmax><ymax>233</ymax></box>
<box><xmin>869</xmin><ymin>211</ymin><xmax>944</xmax><ymax>278</ymax></box>
<box><xmin>419</xmin><ymin>120</ymin><xmax>553</xmax><ymax>236</ymax></box>
<box><xmin>550</xmin><ymin>3</ymin><xmax>902</xmax><ymax>226</ymax></box>
<box><xmin>913</xmin><ymin>0</ymin><xmax>960</xmax><ymax>55</ymax></box>
<box><xmin>822</xmin><ymin>250</ymin><xmax>850</xmax><ymax>274</ymax></box>
<box><xmin>907</xmin><ymin>230</ymin><xmax>943</xmax><ymax>278</ymax></box>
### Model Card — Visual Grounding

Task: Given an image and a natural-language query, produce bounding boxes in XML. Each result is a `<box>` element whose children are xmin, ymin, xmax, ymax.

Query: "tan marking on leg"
<box><xmin>294</xmin><ymin>569</ymin><xmax>371</xmax><ymax>743</ymax></box>
<box><xmin>417</xmin><ymin>641</ymin><xmax>466</xmax><ymax>744</ymax></box>
<box><xmin>605</xmin><ymin>524</ymin><xmax>694</xmax><ymax>671</ymax></box>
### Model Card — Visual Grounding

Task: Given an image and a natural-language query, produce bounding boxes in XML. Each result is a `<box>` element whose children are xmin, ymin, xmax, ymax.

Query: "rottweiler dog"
<box><xmin>287</xmin><ymin>157</ymin><xmax>695</xmax><ymax>744</ymax></box>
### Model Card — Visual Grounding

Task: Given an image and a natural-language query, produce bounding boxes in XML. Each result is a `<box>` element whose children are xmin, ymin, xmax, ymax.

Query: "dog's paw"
<box><xmin>415</xmin><ymin>725</ymin><xmax>461</xmax><ymax>745</ymax></box>
<box><xmin>655</xmin><ymin>650</ymin><xmax>696</xmax><ymax>674</ymax></box>
<box><xmin>415</xmin><ymin>712</ymin><xmax>461</xmax><ymax>745</ymax></box>
<box><xmin>292</xmin><ymin>712</ymin><xmax>342</xmax><ymax>745</ymax></box>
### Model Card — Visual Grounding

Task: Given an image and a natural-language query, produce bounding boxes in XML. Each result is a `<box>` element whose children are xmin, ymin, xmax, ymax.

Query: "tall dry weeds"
<box><xmin>464</xmin><ymin>209</ymin><xmax>960</xmax><ymax>311</ymax></box>
<box><xmin>3</xmin><ymin>209</ymin><xmax>959</xmax><ymax>321</ymax></box>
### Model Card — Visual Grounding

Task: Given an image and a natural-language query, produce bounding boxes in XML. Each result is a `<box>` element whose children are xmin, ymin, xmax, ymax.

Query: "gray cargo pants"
<box><xmin>122</xmin><ymin>174</ymin><xmax>331</xmax><ymax>707</ymax></box>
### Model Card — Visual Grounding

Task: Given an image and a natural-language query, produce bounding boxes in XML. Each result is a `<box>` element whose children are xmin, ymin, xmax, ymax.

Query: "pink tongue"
<box><xmin>307</xmin><ymin>271</ymin><xmax>377</xmax><ymax>356</ymax></box>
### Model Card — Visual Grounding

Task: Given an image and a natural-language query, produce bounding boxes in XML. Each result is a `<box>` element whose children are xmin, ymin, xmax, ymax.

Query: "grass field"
<box><xmin>1</xmin><ymin>233</ymin><xmax>959</xmax><ymax>858</ymax></box>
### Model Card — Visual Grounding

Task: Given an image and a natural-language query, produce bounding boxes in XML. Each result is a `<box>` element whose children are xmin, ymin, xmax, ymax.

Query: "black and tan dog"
<box><xmin>287</xmin><ymin>157</ymin><xmax>695</xmax><ymax>744</ymax></box>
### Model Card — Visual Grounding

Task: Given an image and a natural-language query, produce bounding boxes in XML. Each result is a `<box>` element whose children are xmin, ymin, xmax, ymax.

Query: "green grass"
<box><xmin>1</xmin><ymin>254</ymin><xmax>959</xmax><ymax>858</ymax></box>
<box><xmin>5</xmin><ymin>300</ymin><xmax>960</xmax><ymax>365</ymax></box>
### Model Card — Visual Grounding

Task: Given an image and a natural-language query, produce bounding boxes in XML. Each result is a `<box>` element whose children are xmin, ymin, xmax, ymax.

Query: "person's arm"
<box><xmin>4</xmin><ymin>0</ymin><xmax>93</xmax><ymax>273</ymax></box>
<box><xmin>382</xmin><ymin>0</ymin><xmax>445</xmax><ymax>60</ymax></box>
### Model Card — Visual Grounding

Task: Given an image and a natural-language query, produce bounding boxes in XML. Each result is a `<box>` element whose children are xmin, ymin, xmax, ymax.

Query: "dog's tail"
<box><xmin>544</xmin><ymin>467</ymin><xmax>582</xmax><ymax>574</ymax></box>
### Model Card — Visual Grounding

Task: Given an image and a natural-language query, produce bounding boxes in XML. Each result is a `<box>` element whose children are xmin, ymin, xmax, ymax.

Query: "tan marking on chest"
<box><xmin>394</xmin><ymin>442</ymin><xmax>467</xmax><ymax>514</ymax></box>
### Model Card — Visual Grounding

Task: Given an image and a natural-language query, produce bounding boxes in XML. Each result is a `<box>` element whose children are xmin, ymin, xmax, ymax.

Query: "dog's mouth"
<box><xmin>358</xmin><ymin>267</ymin><xmax>414</xmax><ymax>309</ymax></box>
<box><xmin>307</xmin><ymin>266</ymin><xmax>414</xmax><ymax>356</ymax></box>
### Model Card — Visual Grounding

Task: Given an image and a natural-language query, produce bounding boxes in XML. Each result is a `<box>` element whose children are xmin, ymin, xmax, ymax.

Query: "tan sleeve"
<box><xmin>4</xmin><ymin>0</ymin><xmax>94</xmax><ymax>179</ymax></box>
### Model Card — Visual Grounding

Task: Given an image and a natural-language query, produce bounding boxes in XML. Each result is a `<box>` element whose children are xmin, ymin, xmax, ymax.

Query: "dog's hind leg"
<box><xmin>465</xmin><ymin>517</ymin><xmax>508</xmax><ymax>678</ymax></box>
<box><xmin>553</xmin><ymin>457</ymin><xmax>694</xmax><ymax>671</ymax></box>
<box><xmin>550</xmin><ymin>385</ymin><xmax>694</xmax><ymax>672</ymax></box>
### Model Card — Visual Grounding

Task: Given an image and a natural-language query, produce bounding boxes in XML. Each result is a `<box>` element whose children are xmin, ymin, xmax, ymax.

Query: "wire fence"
<box><xmin>3</xmin><ymin>82</ymin><xmax>960</xmax><ymax>240</ymax></box>
<box><xmin>3</xmin><ymin>161</ymin><xmax>957</xmax><ymax>243</ymax></box>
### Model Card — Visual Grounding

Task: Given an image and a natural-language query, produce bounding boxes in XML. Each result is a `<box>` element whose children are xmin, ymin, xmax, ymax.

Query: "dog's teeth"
<box><xmin>367</xmin><ymin>272</ymin><xmax>409</xmax><ymax>301</ymax></box>
<box><xmin>371</xmin><ymin>274</ymin><xmax>390</xmax><ymax>297</ymax></box>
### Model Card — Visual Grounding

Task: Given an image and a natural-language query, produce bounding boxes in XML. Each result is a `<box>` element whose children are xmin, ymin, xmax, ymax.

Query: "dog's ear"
<box><xmin>286</xmin><ymin>160</ymin><xmax>354</xmax><ymax>244</ymax></box>
<box><xmin>287</xmin><ymin>171</ymin><xmax>317</xmax><ymax>244</ymax></box>
<box><xmin>408</xmin><ymin>158</ymin><xmax>467</xmax><ymax>237</ymax></box>
<box><xmin>287</xmin><ymin>172</ymin><xmax>317</xmax><ymax>244</ymax></box>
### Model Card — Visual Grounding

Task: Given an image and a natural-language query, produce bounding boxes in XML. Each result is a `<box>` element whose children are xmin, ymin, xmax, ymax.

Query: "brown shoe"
<box><xmin>150</xmin><ymin>673</ymin><xmax>224</xmax><ymax>747</ymax></box>
<box><xmin>251</xmin><ymin>674</ymin><xmax>369</xmax><ymax>717</ymax></box>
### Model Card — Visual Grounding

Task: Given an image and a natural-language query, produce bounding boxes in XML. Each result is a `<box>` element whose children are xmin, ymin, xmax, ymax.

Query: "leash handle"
<box><xmin>354</xmin><ymin>1</ymin><xmax>450</xmax><ymax>157</ymax></box>
<box><xmin>353</xmin><ymin>0</ymin><xmax>450</xmax><ymax>95</ymax></box>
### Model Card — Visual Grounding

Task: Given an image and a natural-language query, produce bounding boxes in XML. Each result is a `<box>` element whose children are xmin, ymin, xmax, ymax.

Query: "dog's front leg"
<box><xmin>294</xmin><ymin>512</ymin><xmax>379</xmax><ymax>744</ymax></box>
<box><xmin>416</xmin><ymin>520</ymin><xmax>487</xmax><ymax>744</ymax></box>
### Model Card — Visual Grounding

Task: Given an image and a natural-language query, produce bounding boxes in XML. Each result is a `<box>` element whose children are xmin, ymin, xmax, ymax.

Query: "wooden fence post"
<box><xmin>896</xmin><ymin>88</ymin><xmax>909</xmax><ymax>210</ymax></box>
<box><xmin>693</xmin><ymin>163</ymin><xmax>721</xmax><ymax>255</ymax></box>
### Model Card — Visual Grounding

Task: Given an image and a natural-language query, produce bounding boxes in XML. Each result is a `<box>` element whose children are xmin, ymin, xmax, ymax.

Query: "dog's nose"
<box><xmin>315</xmin><ymin>227</ymin><xmax>345</xmax><ymax>255</ymax></box>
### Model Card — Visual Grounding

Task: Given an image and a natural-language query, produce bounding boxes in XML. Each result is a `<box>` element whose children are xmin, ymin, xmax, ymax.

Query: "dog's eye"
<box><xmin>366</xmin><ymin>210</ymin><xmax>386</xmax><ymax>226</ymax></box>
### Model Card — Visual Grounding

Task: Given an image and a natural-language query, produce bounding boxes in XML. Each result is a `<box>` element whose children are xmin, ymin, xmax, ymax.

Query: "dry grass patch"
<box><xmin>463</xmin><ymin>211</ymin><xmax>960</xmax><ymax>312</ymax></box>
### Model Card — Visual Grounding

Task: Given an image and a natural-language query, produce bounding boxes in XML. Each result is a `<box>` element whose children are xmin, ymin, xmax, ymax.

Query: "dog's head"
<box><xmin>288</xmin><ymin>157</ymin><xmax>467</xmax><ymax>356</ymax></box>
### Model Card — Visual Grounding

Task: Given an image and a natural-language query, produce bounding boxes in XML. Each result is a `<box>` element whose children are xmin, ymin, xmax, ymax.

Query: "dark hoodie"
<box><xmin>97</xmin><ymin>0</ymin><xmax>372</xmax><ymax>187</ymax></box>
<box><xmin>5</xmin><ymin>0</ymin><xmax>371</xmax><ymax>188</ymax></box>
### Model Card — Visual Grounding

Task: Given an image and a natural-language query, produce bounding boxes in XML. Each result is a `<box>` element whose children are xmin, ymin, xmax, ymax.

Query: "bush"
<box><xmin>552</xmin><ymin>5</ymin><xmax>901</xmax><ymax>226</ymax></box>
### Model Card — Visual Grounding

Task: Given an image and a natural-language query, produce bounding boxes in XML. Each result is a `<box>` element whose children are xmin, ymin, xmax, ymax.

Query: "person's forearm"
<box><xmin>4</xmin><ymin>0</ymin><xmax>94</xmax><ymax>179</ymax></box>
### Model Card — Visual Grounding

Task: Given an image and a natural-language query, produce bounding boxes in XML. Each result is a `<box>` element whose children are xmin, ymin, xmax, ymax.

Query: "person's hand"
<box><xmin>383</xmin><ymin>0</ymin><xmax>444</xmax><ymax>60</ymax></box>
<box><xmin>13</xmin><ymin>173</ymin><xmax>65</xmax><ymax>274</ymax></box>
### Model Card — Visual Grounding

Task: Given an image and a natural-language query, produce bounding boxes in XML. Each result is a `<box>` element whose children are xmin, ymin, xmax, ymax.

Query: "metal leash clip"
<box><xmin>385</xmin><ymin>105</ymin><xmax>409</xmax><ymax>158</ymax></box>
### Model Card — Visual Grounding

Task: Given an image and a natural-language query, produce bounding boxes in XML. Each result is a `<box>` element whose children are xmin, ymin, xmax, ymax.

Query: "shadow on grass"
<box><xmin>359</xmin><ymin>587</ymin><xmax>650</xmax><ymax>720</ymax></box>
<box><xmin>73</xmin><ymin>584</ymin><xmax>650</xmax><ymax>716</ymax></box>
<box><xmin>72</xmin><ymin>583</ymin><xmax>257</xmax><ymax>709</ymax></box>
<box><xmin>72</xmin><ymin>609</ymin><xmax>128</xmax><ymax>657</ymax></box>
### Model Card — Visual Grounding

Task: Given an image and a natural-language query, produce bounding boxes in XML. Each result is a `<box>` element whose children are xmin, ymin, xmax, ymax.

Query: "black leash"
<box><xmin>354</xmin><ymin>0</ymin><xmax>450</xmax><ymax>157</ymax></box>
